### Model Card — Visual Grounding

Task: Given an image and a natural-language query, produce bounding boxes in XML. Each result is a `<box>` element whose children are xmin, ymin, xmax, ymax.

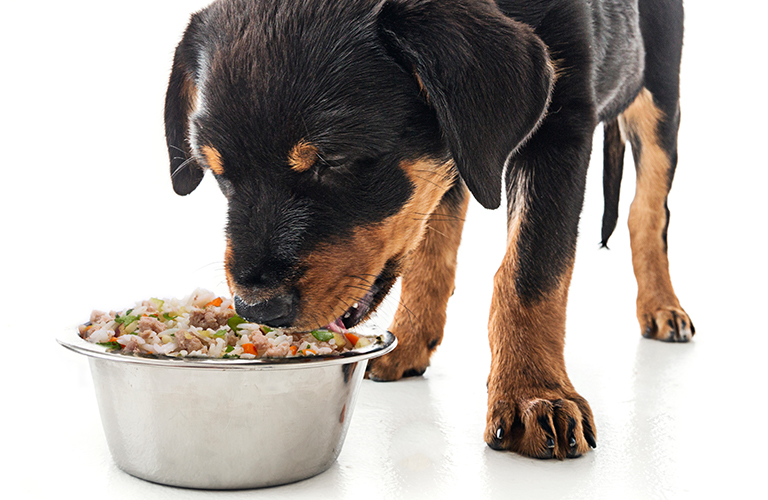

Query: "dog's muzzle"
<box><xmin>234</xmin><ymin>294</ymin><xmax>297</xmax><ymax>327</ymax></box>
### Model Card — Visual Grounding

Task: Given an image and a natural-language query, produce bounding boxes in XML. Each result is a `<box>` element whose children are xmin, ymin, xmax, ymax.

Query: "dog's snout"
<box><xmin>234</xmin><ymin>293</ymin><xmax>297</xmax><ymax>327</ymax></box>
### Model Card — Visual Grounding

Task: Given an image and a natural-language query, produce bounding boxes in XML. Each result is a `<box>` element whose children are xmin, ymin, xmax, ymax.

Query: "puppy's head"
<box><xmin>164</xmin><ymin>0</ymin><xmax>553</xmax><ymax>330</ymax></box>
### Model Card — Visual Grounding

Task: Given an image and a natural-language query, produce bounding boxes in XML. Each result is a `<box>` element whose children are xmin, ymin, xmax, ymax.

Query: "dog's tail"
<box><xmin>600</xmin><ymin>117</ymin><xmax>626</xmax><ymax>248</ymax></box>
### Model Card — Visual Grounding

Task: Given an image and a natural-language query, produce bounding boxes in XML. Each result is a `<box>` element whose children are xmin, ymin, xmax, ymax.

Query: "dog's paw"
<box><xmin>364</xmin><ymin>333</ymin><xmax>435</xmax><ymax>382</ymax></box>
<box><xmin>485</xmin><ymin>392</ymin><xmax>596</xmax><ymax>459</ymax></box>
<box><xmin>640</xmin><ymin>307</ymin><xmax>694</xmax><ymax>342</ymax></box>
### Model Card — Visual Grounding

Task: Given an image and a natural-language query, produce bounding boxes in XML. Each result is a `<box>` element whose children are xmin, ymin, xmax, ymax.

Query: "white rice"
<box><xmin>79</xmin><ymin>288</ymin><xmax>372</xmax><ymax>358</ymax></box>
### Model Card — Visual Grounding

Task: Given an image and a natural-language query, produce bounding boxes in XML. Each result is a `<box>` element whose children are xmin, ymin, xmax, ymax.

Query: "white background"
<box><xmin>2</xmin><ymin>1</ymin><xmax>767</xmax><ymax>498</ymax></box>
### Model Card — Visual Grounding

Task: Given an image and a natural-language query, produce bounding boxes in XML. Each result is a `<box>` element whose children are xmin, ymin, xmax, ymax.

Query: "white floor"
<box><xmin>2</xmin><ymin>1</ymin><xmax>767</xmax><ymax>499</ymax></box>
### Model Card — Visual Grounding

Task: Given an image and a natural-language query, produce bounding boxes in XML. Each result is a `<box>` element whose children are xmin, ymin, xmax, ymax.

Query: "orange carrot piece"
<box><xmin>206</xmin><ymin>297</ymin><xmax>223</xmax><ymax>308</ymax></box>
<box><xmin>344</xmin><ymin>333</ymin><xmax>359</xmax><ymax>346</ymax></box>
<box><xmin>289</xmin><ymin>345</ymin><xmax>298</xmax><ymax>355</ymax></box>
<box><xmin>242</xmin><ymin>343</ymin><xmax>257</xmax><ymax>355</ymax></box>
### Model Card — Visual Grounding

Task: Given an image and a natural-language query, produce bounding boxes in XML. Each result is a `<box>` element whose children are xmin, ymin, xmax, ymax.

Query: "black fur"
<box><xmin>164</xmin><ymin>0</ymin><xmax>683</xmax><ymax>320</ymax></box>
<box><xmin>601</xmin><ymin>118</ymin><xmax>625</xmax><ymax>247</ymax></box>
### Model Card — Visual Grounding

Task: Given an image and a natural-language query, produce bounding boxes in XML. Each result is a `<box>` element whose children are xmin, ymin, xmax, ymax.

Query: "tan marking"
<box><xmin>367</xmin><ymin>183</ymin><xmax>469</xmax><ymax>380</ymax></box>
<box><xmin>476</xmin><ymin>164</ymin><xmax>595</xmax><ymax>457</ymax></box>
<box><xmin>288</xmin><ymin>140</ymin><xmax>318</xmax><ymax>173</ymax></box>
<box><xmin>620</xmin><ymin>88</ymin><xmax>692</xmax><ymax>340</ymax></box>
<box><xmin>201</xmin><ymin>145</ymin><xmax>224</xmax><ymax>175</ymax></box>
<box><xmin>224</xmin><ymin>239</ymin><xmax>235</xmax><ymax>294</ymax></box>
<box><xmin>292</xmin><ymin>158</ymin><xmax>457</xmax><ymax>330</ymax></box>
<box><xmin>414</xmin><ymin>72</ymin><xmax>429</xmax><ymax>102</ymax></box>
<box><xmin>485</xmin><ymin>236</ymin><xmax>593</xmax><ymax>458</ymax></box>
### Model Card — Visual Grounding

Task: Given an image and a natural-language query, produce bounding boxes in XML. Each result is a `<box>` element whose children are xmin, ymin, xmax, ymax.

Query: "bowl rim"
<box><xmin>57</xmin><ymin>326</ymin><xmax>396</xmax><ymax>371</ymax></box>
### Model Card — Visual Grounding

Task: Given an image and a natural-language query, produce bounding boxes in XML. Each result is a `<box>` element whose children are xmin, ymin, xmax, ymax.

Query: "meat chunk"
<box><xmin>176</xmin><ymin>331</ymin><xmax>205</xmax><ymax>353</ymax></box>
<box><xmin>89</xmin><ymin>310</ymin><xmax>115</xmax><ymax>324</ymax></box>
<box><xmin>138</xmin><ymin>316</ymin><xmax>166</xmax><ymax>334</ymax></box>
<box><xmin>188</xmin><ymin>306</ymin><xmax>235</xmax><ymax>330</ymax></box>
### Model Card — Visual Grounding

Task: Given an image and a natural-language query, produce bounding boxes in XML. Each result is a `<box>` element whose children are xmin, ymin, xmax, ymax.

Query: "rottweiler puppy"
<box><xmin>165</xmin><ymin>0</ymin><xmax>691</xmax><ymax>459</ymax></box>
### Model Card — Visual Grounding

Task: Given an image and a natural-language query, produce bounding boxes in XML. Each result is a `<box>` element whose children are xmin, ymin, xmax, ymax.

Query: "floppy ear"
<box><xmin>164</xmin><ymin>14</ymin><xmax>205</xmax><ymax>196</ymax></box>
<box><xmin>378</xmin><ymin>0</ymin><xmax>554</xmax><ymax>209</ymax></box>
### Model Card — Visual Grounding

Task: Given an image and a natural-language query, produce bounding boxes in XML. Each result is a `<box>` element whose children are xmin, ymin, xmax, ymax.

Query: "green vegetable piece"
<box><xmin>149</xmin><ymin>298</ymin><xmax>164</xmax><ymax>311</ymax></box>
<box><xmin>261</xmin><ymin>326</ymin><xmax>273</xmax><ymax>334</ymax></box>
<box><xmin>213</xmin><ymin>329</ymin><xmax>227</xmax><ymax>338</ymax></box>
<box><xmin>97</xmin><ymin>341</ymin><xmax>121</xmax><ymax>350</ymax></box>
<box><xmin>162</xmin><ymin>312</ymin><xmax>177</xmax><ymax>321</ymax></box>
<box><xmin>228</xmin><ymin>315</ymin><xmax>247</xmax><ymax>333</ymax></box>
<box><xmin>115</xmin><ymin>314</ymin><xmax>140</xmax><ymax>326</ymax></box>
<box><xmin>224</xmin><ymin>345</ymin><xmax>234</xmax><ymax>353</ymax></box>
<box><xmin>311</xmin><ymin>329</ymin><xmax>334</xmax><ymax>342</ymax></box>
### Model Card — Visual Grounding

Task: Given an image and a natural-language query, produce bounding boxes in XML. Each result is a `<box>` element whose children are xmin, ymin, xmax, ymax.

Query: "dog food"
<box><xmin>79</xmin><ymin>289</ymin><xmax>372</xmax><ymax>358</ymax></box>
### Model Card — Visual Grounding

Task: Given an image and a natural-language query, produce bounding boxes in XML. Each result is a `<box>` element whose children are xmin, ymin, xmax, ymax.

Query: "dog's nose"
<box><xmin>234</xmin><ymin>293</ymin><xmax>297</xmax><ymax>327</ymax></box>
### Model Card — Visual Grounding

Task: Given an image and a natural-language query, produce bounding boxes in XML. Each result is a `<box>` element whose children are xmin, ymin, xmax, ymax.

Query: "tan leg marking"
<box><xmin>484</xmin><ymin>181</ymin><xmax>595</xmax><ymax>458</ymax></box>
<box><xmin>366</xmin><ymin>183</ymin><xmax>469</xmax><ymax>381</ymax></box>
<box><xmin>621</xmin><ymin>88</ymin><xmax>694</xmax><ymax>342</ymax></box>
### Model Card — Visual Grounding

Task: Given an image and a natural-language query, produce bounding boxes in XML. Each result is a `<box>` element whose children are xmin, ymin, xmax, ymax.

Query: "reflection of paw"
<box><xmin>364</xmin><ymin>333</ymin><xmax>434</xmax><ymax>381</ymax></box>
<box><xmin>640</xmin><ymin>307</ymin><xmax>694</xmax><ymax>342</ymax></box>
<box><xmin>485</xmin><ymin>393</ymin><xmax>596</xmax><ymax>459</ymax></box>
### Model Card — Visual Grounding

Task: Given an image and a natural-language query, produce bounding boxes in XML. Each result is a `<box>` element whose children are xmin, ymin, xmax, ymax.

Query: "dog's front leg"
<box><xmin>366</xmin><ymin>182</ymin><xmax>469</xmax><ymax>381</ymax></box>
<box><xmin>484</xmin><ymin>127</ymin><xmax>597</xmax><ymax>459</ymax></box>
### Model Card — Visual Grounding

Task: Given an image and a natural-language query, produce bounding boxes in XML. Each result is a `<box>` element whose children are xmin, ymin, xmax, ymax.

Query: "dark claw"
<box><xmin>546</xmin><ymin>437</ymin><xmax>555</xmax><ymax>449</ymax></box>
<box><xmin>402</xmin><ymin>367</ymin><xmax>427</xmax><ymax>378</ymax></box>
<box><xmin>643</xmin><ymin>317</ymin><xmax>658</xmax><ymax>339</ymax></box>
<box><xmin>585</xmin><ymin>430</ymin><xmax>597</xmax><ymax>449</ymax></box>
<box><xmin>567</xmin><ymin>418</ymin><xmax>577</xmax><ymax>448</ymax></box>
<box><xmin>487</xmin><ymin>421</ymin><xmax>506</xmax><ymax>451</ymax></box>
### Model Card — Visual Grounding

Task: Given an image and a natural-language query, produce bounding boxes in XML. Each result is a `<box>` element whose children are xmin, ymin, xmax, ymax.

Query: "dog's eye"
<box><xmin>310</xmin><ymin>154</ymin><xmax>349</xmax><ymax>180</ymax></box>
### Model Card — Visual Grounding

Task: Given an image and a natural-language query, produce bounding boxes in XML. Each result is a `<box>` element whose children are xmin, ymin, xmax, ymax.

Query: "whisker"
<box><xmin>171</xmin><ymin>157</ymin><xmax>196</xmax><ymax>179</ymax></box>
<box><xmin>425</xmin><ymin>225</ymin><xmax>448</xmax><ymax>238</ymax></box>
<box><xmin>410</xmin><ymin>211</ymin><xmax>466</xmax><ymax>222</ymax></box>
<box><xmin>348</xmin><ymin>274</ymin><xmax>375</xmax><ymax>286</ymax></box>
<box><xmin>411</xmin><ymin>173</ymin><xmax>447</xmax><ymax>190</ymax></box>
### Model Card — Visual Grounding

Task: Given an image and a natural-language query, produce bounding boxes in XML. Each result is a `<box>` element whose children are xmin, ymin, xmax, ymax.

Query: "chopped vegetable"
<box><xmin>149</xmin><ymin>298</ymin><xmax>164</xmax><ymax>310</ymax></box>
<box><xmin>206</xmin><ymin>297</ymin><xmax>223</xmax><ymax>308</ymax></box>
<box><xmin>332</xmin><ymin>332</ymin><xmax>347</xmax><ymax>347</ymax></box>
<box><xmin>115</xmin><ymin>314</ymin><xmax>140</xmax><ymax>326</ymax></box>
<box><xmin>227</xmin><ymin>315</ymin><xmax>247</xmax><ymax>333</ymax></box>
<box><xmin>224</xmin><ymin>345</ymin><xmax>234</xmax><ymax>353</ymax></box>
<box><xmin>354</xmin><ymin>337</ymin><xmax>371</xmax><ymax>348</ymax></box>
<box><xmin>289</xmin><ymin>345</ymin><xmax>298</xmax><ymax>355</ymax></box>
<box><xmin>97</xmin><ymin>341</ymin><xmax>122</xmax><ymax>350</ymax></box>
<box><xmin>242</xmin><ymin>343</ymin><xmax>257</xmax><ymax>355</ymax></box>
<box><xmin>162</xmin><ymin>312</ymin><xmax>177</xmax><ymax>321</ymax></box>
<box><xmin>213</xmin><ymin>329</ymin><xmax>227</xmax><ymax>338</ymax></box>
<box><xmin>260</xmin><ymin>325</ymin><xmax>273</xmax><ymax>334</ymax></box>
<box><xmin>344</xmin><ymin>333</ymin><xmax>359</xmax><ymax>346</ymax></box>
<box><xmin>311</xmin><ymin>329</ymin><xmax>334</xmax><ymax>342</ymax></box>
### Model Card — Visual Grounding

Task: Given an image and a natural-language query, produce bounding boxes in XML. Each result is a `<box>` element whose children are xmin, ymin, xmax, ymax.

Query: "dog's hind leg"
<box><xmin>622</xmin><ymin>87</ymin><xmax>693</xmax><ymax>342</ymax></box>
<box><xmin>366</xmin><ymin>182</ymin><xmax>469</xmax><ymax>381</ymax></box>
<box><xmin>622</xmin><ymin>0</ymin><xmax>692</xmax><ymax>342</ymax></box>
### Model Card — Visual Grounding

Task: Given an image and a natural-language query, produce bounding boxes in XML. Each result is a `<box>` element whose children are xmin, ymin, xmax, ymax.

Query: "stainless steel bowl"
<box><xmin>58</xmin><ymin>328</ymin><xmax>396</xmax><ymax>490</ymax></box>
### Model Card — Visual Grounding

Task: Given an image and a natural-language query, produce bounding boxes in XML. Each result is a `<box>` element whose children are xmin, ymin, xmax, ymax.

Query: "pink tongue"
<box><xmin>326</xmin><ymin>317</ymin><xmax>348</xmax><ymax>334</ymax></box>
